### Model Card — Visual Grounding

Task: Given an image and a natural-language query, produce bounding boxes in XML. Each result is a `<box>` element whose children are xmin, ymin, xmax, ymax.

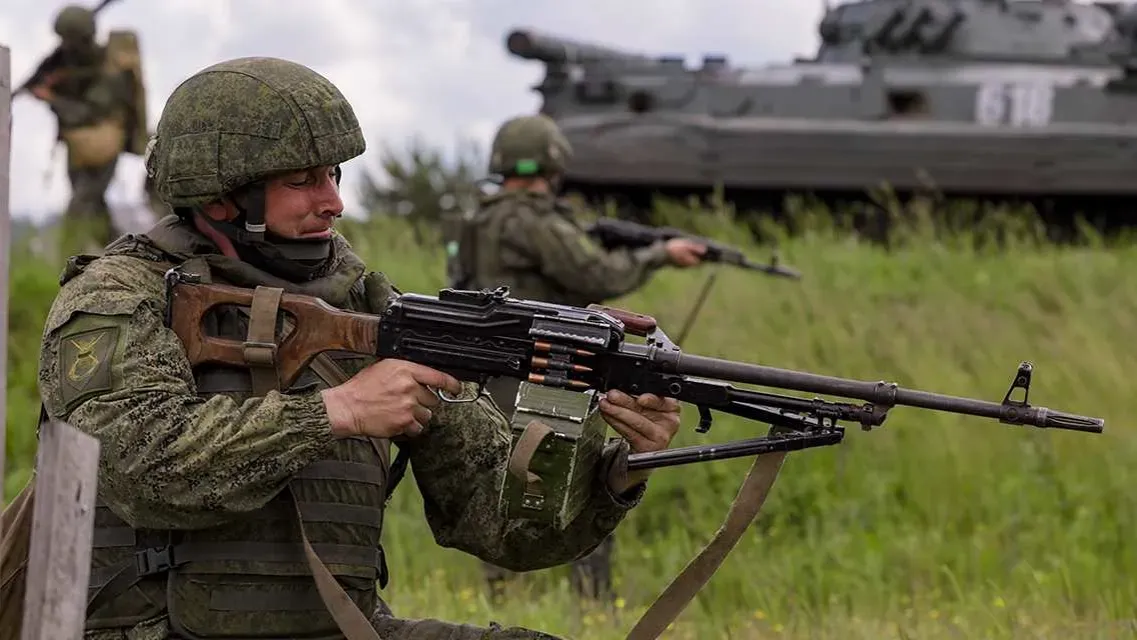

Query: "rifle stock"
<box><xmin>166</xmin><ymin>275</ymin><xmax>381</xmax><ymax>389</ymax></box>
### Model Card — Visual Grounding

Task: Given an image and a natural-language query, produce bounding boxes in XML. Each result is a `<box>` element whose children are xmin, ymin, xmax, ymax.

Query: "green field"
<box><xmin>5</xmin><ymin>208</ymin><xmax>1134</xmax><ymax>639</ymax></box>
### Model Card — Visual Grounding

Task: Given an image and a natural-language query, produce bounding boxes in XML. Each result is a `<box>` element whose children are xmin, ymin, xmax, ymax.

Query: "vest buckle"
<box><xmin>134</xmin><ymin>545</ymin><xmax>174</xmax><ymax>576</ymax></box>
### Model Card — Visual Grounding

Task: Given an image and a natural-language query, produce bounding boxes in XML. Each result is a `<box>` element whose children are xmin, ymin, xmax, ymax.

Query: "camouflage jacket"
<box><xmin>458</xmin><ymin>190</ymin><xmax>670</xmax><ymax>306</ymax></box>
<box><xmin>37</xmin><ymin>216</ymin><xmax>645</xmax><ymax>638</ymax></box>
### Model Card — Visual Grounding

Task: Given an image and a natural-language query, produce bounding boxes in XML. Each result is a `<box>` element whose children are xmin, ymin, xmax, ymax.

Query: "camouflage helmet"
<box><xmin>53</xmin><ymin>5</ymin><xmax>96</xmax><ymax>42</ymax></box>
<box><xmin>488</xmin><ymin>114</ymin><xmax>572</xmax><ymax>177</ymax></box>
<box><xmin>146</xmin><ymin>56</ymin><xmax>366</xmax><ymax>210</ymax></box>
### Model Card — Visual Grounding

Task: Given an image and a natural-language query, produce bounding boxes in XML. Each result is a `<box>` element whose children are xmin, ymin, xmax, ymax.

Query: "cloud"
<box><xmin>1</xmin><ymin>0</ymin><xmax>824</xmax><ymax>221</ymax></box>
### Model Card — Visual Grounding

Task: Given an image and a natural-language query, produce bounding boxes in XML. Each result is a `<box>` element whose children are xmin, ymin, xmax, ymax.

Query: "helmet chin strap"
<box><xmin>202</xmin><ymin>183</ymin><xmax>334</xmax><ymax>281</ymax></box>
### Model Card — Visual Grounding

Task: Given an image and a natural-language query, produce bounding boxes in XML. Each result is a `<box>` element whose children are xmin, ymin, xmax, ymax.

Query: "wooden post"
<box><xmin>20</xmin><ymin>420</ymin><xmax>100</xmax><ymax>640</ymax></box>
<box><xmin>0</xmin><ymin>42</ymin><xmax>102</xmax><ymax>640</ymax></box>
<box><xmin>1</xmin><ymin>43</ymin><xmax>11</xmax><ymax>532</ymax></box>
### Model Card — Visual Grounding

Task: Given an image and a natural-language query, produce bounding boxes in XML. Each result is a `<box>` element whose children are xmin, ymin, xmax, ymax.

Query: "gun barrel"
<box><xmin>506</xmin><ymin>28</ymin><xmax>655</xmax><ymax>65</ymax></box>
<box><xmin>737</xmin><ymin>257</ymin><xmax>803</xmax><ymax>279</ymax></box>
<box><xmin>673</xmin><ymin>354</ymin><xmax>1104</xmax><ymax>433</ymax></box>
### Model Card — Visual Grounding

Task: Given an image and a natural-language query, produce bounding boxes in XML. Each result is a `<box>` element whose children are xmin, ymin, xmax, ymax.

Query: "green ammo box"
<box><xmin>500</xmin><ymin>382</ymin><xmax>609</xmax><ymax>530</ymax></box>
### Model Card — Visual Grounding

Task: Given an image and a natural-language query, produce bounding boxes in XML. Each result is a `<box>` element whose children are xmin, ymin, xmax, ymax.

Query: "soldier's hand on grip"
<box><xmin>320</xmin><ymin>359</ymin><xmax>463</xmax><ymax>439</ymax></box>
<box><xmin>600</xmin><ymin>390</ymin><xmax>681</xmax><ymax>493</ymax></box>
<box><xmin>599</xmin><ymin>390</ymin><xmax>681</xmax><ymax>453</ymax></box>
<box><xmin>665</xmin><ymin>238</ymin><xmax>707</xmax><ymax>267</ymax></box>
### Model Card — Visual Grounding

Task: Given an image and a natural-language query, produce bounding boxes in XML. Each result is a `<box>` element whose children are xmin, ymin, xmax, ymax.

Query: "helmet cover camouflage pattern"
<box><xmin>489</xmin><ymin>114</ymin><xmax>572</xmax><ymax>177</ymax></box>
<box><xmin>146</xmin><ymin>56</ymin><xmax>366</xmax><ymax>208</ymax></box>
<box><xmin>54</xmin><ymin>5</ymin><xmax>97</xmax><ymax>42</ymax></box>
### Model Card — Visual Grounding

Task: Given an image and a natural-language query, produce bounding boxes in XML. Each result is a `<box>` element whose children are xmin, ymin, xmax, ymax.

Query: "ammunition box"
<box><xmin>500</xmin><ymin>381</ymin><xmax>608</xmax><ymax>529</ymax></box>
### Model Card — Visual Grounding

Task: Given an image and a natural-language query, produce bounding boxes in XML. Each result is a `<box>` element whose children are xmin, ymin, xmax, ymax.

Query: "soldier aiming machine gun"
<box><xmin>161</xmin><ymin>268</ymin><xmax>1103</xmax><ymax>640</ymax></box>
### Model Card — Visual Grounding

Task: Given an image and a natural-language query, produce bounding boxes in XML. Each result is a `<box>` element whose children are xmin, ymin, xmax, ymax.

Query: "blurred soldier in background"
<box><xmin>454</xmin><ymin>113</ymin><xmax>708</xmax><ymax>603</ymax></box>
<box><xmin>17</xmin><ymin>3</ymin><xmax>148</xmax><ymax>253</ymax></box>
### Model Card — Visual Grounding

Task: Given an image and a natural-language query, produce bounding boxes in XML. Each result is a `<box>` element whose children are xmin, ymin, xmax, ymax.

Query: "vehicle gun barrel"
<box><xmin>506</xmin><ymin>28</ymin><xmax>656</xmax><ymax>64</ymax></box>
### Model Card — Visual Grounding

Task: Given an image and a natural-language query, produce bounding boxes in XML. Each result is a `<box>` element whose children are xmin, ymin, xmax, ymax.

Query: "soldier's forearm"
<box><xmin>563</xmin><ymin>244</ymin><xmax>668</xmax><ymax>302</ymax></box>
<box><xmin>632</xmin><ymin>240</ymin><xmax>671</xmax><ymax>271</ymax></box>
<box><xmin>476</xmin><ymin>474</ymin><xmax>641</xmax><ymax>573</ymax></box>
<box><xmin>415</xmin><ymin>426</ymin><xmax>641</xmax><ymax>572</ymax></box>
<box><xmin>72</xmin><ymin>389</ymin><xmax>335</xmax><ymax>530</ymax></box>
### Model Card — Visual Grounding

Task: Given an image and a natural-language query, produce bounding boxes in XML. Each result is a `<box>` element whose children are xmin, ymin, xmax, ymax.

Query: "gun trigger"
<box><xmin>434</xmin><ymin>380</ymin><xmax>482</xmax><ymax>404</ymax></box>
<box><xmin>696</xmin><ymin>405</ymin><xmax>713</xmax><ymax>433</ymax></box>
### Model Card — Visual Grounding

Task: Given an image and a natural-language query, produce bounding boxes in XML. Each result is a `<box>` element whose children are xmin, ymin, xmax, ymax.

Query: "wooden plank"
<box><xmin>1</xmin><ymin>43</ymin><xmax>11</xmax><ymax>528</ymax></box>
<box><xmin>20</xmin><ymin>419</ymin><xmax>100</xmax><ymax>640</ymax></box>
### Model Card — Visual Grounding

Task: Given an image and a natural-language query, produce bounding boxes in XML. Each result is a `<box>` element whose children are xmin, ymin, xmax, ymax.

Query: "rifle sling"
<box><xmin>506</xmin><ymin>421</ymin><xmax>554</xmax><ymax>499</ymax></box>
<box><xmin>289</xmin><ymin>490</ymin><xmax>381</xmax><ymax>640</ymax></box>
<box><xmin>624</xmin><ymin>450</ymin><xmax>786</xmax><ymax>640</ymax></box>
<box><xmin>242</xmin><ymin>286</ymin><xmax>399</xmax><ymax>640</ymax></box>
<box><xmin>245</xmin><ymin>286</ymin><xmax>283</xmax><ymax>396</ymax></box>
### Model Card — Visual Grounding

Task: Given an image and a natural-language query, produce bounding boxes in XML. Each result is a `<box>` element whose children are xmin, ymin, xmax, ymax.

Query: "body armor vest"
<box><xmin>458</xmin><ymin>192</ymin><xmax>597</xmax><ymax>308</ymax></box>
<box><xmin>77</xmin><ymin>225</ymin><xmax>394</xmax><ymax>639</ymax></box>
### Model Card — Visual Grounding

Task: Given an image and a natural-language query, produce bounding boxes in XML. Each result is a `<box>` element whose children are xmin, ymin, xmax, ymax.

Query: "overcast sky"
<box><xmin>2</xmin><ymin>0</ymin><xmax>825</xmax><ymax>221</ymax></box>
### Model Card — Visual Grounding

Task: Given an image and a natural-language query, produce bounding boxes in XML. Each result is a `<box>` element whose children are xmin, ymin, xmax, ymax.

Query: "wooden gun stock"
<box><xmin>586</xmin><ymin>304</ymin><xmax>658</xmax><ymax>336</ymax></box>
<box><xmin>168</xmin><ymin>281</ymin><xmax>382</xmax><ymax>388</ymax></box>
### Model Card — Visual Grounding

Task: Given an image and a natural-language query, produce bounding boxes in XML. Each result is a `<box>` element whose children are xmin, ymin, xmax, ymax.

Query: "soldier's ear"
<box><xmin>143</xmin><ymin>135</ymin><xmax>159</xmax><ymax>178</ymax></box>
<box><xmin>199</xmin><ymin>199</ymin><xmax>238</xmax><ymax>222</ymax></box>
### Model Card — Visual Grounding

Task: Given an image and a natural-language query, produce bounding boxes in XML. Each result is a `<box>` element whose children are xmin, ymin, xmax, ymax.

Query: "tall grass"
<box><xmin>6</xmin><ymin>206</ymin><xmax>1134</xmax><ymax>638</ymax></box>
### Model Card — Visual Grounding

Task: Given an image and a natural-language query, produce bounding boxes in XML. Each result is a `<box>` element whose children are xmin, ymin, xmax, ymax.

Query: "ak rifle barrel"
<box><xmin>674</xmin><ymin>354</ymin><xmax>1104</xmax><ymax>433</ymax></box>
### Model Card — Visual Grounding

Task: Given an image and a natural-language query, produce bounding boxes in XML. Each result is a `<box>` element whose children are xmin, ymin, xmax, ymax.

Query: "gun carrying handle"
<box><xmin>587</xmin><ymin>305</ymin><xmax>658</xmax><ymax>337</ymax></box>
<box><xmin>167</xmin><ymin>281</ymin><xmax>382</xmax><ymax>389</ymax></box>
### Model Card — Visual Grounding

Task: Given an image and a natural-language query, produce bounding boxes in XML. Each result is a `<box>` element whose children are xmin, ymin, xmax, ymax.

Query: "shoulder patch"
<box><xmin>58</xmin><ymin>324</ymin><xmax>120</xmax><ymax>414</ymax></box>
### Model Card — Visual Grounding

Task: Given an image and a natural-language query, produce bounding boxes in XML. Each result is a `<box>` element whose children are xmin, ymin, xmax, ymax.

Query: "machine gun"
<box><xmin>12</xmin><ymin>0</ymin><xmax>122</xmax><ymax>100</ymax></box>
<box><xmin>164</xmin><ymin>269</ymin><xmax>1100</xmax><ymax>467</ymax></box>
<box><xmin>586</xmin><ymin>217</ymin><xmax>803</xmax><ymax>280</ymax></box>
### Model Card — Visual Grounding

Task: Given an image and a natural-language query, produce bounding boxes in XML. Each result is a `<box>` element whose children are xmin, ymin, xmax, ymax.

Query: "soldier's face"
<box><xmin>59</xmin><ymin>34</ymin><xmax>95</xmax><ymax>56</ymax></box>
<box><xmin>262</xmin><ymin>165</ymin><xmax>344</xmax><ymax>240</ymax></box>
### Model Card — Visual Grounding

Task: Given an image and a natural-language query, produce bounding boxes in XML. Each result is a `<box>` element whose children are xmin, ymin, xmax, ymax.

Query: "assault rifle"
<box><xmin>585</xmin><ymin>217</ymin><xmax>802</xmax><ymax>280</ymax></box>
<box><xmin>162</xmin><ymin>268</ymin><xmax>1102</xmax><ymax>472</ymax></box>
<box><xmin>11</xmin><ymin>0</ymin><xmax>122</xmax><ymax>100</ymax></box>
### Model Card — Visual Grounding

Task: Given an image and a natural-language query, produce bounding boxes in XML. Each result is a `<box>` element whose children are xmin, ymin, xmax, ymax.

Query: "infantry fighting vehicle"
<box><xmin>505</xmin><ymin>1</ymin><xmax>1137</xmax><ymax>229</ymax></box>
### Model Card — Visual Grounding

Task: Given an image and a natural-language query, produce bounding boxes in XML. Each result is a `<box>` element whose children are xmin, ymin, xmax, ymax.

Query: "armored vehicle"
<box><xmin>505</xmin><ymin>1</ymin><xmax>1137</xmax><ymax>228</ymax></box>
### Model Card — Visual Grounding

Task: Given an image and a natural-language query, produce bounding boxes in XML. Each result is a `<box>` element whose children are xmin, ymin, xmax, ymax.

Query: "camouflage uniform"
<box><xmin>30</xmin><ymin>6</ymin><xmax>145</xmax><ymax>252</ymax></box>
<box><xmin>37</xmin><ymin>57</ymin><xmax>645</xmax><ymax>640</ymax></box>
<box><xmin>457</xmin><ymin>115</ymin><xmax>672</xmax><ymax>601</ymax></box>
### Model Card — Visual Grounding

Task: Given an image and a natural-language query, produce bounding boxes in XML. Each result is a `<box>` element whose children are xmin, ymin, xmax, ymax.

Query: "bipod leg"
<box><xmin>675</xmin><ymin>268</ymin><xmax>719</xmax><ymax>346</ymax></box>
<box><xmin>624</xmin><ymin>428</ymin><xmax>788</xmax><ymax>640</ymax></box>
